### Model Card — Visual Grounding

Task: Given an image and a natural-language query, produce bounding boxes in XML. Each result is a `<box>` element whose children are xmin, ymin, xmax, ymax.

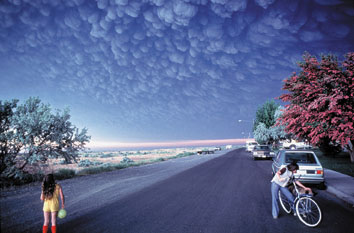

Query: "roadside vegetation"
<box><xmin>1</xmin><ymin>97</ymin><xmax>90</xmax><ymax>187</ymax></box>
<box><xmin>313</xmin><ymin>149</ymin><xmax>354</xmax><ymax>177</ymax></box>
<box><xmin>254</xmin><ymin>52</ymin><xmax>354</xmax><ymax>165</ymax></box>
<box><xmin>278</xmin><ymin>52</ymin><xmax>354</xmax><ymax>162</ymax></box>
<box><xmin>1</xmin><ymin>139</ymin><xmax>225</xmax><ymax>187</ymax></box>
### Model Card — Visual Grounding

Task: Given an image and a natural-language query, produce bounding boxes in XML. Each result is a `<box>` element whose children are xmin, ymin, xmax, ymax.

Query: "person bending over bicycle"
<box><xmin>271</xmin><ymin>162</ymin><xmax>312</xmax><ymax>219</ymax></box>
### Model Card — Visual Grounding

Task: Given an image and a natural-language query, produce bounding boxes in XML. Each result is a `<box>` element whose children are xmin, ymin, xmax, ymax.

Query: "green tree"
<box><xmin>253</xmin><ymin>100</ymin><xmax>279</xmax><ymax>131</ymax></box>
<box><xmin>0</xmin><ymin>99</ymin><xmax>19</xmax><ymax>177</ymax></box>
<box><xmin>254</xmin><ymin>105</ymin><xmax>287</xmax><ymax>145</ymax></box>
<box><xmin>0</xmin><ymin>97</ymin><xmax>90</xmax><ymax>180</ymax></box>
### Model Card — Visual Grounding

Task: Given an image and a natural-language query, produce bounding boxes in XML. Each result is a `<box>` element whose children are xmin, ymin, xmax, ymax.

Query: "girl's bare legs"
<box><xmin>43</xmin><ymin>212</ymin><xmax>50</xmax><ymax>226</ymax></box>
<box><xmin>43</xmin><ymin>212</ymin><xmax>50</xmax><ymax>233</ymax></box>
<box><xmin>51</xmin><ymin>212</ymin><xmax>58</xmax><ymax>233</ymax></box>
<box><xmin>51</xmin><ymin>212</ymin><xmax>57</xmax><ymax>226</ymax></box>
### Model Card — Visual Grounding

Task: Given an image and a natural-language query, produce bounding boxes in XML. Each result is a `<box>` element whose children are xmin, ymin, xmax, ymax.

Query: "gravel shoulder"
<box><xmin>1</xmin><ymin>150</ymin><xmax>227</xmax><ymax>232</ymax></box>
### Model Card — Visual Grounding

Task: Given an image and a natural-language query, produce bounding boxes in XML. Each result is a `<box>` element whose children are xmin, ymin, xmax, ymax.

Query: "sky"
<box><xmin>0</xmin><ymin>0</ymin><xmax>353</xmax><ymax>148</ymax></box>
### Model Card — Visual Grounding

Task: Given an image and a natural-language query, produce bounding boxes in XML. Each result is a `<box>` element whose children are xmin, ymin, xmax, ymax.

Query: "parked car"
<box><xmin>252</xmin><ymin>145</ymin><xmax>274</xmax><ymax>160</ymax></box>
<box><xmin>246</xmin><ymin>140</ymin><xmax>258</xmax><ymax>152</ymax></box>
<box><xmin>281</xmin><ymin>139</ymin><xmax>312</xmax><ymax>150</ymax></box>
<box><xmin>271</xmin><ymin>150</ymin><xmax>324</xmax><ymax>186</ymax></box>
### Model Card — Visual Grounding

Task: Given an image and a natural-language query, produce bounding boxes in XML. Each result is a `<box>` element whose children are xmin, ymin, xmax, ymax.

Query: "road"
<box><xmin>1</xmin><ymin>148</ymin><xmax>353</xmax><ymax>232</ymax></box>
<box><xmin>59</xmin><ymin>148</ymin><xmax>354</xmax><ymax>233</ymax></box>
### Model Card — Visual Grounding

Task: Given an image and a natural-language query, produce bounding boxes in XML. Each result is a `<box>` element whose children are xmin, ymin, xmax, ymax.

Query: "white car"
<box><xmin>246</xmin><ymin>141</ymin><xmax>258</xmax><ymax>152</ymax></box>
<box><xmin>281</xmin><ymin>139</ymin><xmax>311</xmax><ymax>150</ymax></box>
<box><xmin>271</xmin><ymin>150</ymin><xmax>324</xmax><ymax>185</ymax></box>
<box><xmin>226</xmin><ymin>145</ymin><xmax>232</xmax><ymax>149</ymax></box>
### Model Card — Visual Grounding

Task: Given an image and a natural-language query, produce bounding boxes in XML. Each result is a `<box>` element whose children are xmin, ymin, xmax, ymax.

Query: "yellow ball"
<box><xmin>58</xmin><ymin>209</ymin><xmax>67</xmax><ymax>219</ymax></box>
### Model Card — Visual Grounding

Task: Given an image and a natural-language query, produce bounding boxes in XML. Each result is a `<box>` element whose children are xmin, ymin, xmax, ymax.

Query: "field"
<box><xmin>41</xmin><ymin>146</ymin><xmax>228</xmax><ymax>177</ymax></box>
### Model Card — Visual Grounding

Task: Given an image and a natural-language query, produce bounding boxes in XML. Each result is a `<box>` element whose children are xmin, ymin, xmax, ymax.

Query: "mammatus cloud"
<box><xmin>0</xmin><ymin>0</ymin><xmax>353</xmax><ymax>139</ymax></box>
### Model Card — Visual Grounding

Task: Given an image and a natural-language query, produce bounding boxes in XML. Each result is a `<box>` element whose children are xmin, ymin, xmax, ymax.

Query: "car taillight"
<box><xmin>316</xmin><ymin>170</ymin><xmax>323</xmax><ymax>175</ymax></box>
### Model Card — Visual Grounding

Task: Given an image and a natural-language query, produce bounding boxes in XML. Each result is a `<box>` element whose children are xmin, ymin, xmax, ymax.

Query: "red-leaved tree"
<box><xmin>278</xmin><ymin>52</ymin><xmax>354</xmax><ymax>162</ymax></box>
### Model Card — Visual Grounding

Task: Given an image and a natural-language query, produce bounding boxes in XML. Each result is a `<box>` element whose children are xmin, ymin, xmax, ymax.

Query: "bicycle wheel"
<box><xmin>296</xmin><ymin>197</ymin><xmax>322</xmax><ymax>227</ymax></box>
<box><xmin>278</xmin><ymin>190</ymin><xmax>292</xmax><ymax>214</ymax></box>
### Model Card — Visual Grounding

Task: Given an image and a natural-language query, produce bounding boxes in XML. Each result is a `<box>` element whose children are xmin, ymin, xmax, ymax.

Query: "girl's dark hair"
<box><xmin>279</xmin><ymin>162</ymin><xmax>299</xmax><ymax>175</ymax></box>
<box><xmin>287</xmin><ymin>162</ymin><xmax>299</xmax><ymax>172</ymax></box>
<box><xmin>42</xmin><ymin>174</ymin><xmax>56</xmax><ymax>200</ymax></box>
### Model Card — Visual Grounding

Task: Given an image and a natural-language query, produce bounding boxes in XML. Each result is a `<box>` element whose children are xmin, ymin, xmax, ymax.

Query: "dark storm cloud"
<box><xmin>1</xmin><ymin>0</ymin><xmax>353</xmax><ymax>130</ymax></box>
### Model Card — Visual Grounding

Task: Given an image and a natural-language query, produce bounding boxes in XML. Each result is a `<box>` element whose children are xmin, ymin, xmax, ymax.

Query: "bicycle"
<box><xmin>278</xmin><ymin>176</ymin><xmax>322</xmax><ymax>227</ymax></box>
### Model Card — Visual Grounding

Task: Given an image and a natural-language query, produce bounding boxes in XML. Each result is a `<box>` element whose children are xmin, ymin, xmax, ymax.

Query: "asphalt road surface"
<box><xmin>58</xmin><ymin>148</ymin><xmax>354</xmax><ymax>233</ymax></box>
<box><xmin>1</xmin><ymin>148</ymin><xmax>353</xmax><ymax>233</ymax></box>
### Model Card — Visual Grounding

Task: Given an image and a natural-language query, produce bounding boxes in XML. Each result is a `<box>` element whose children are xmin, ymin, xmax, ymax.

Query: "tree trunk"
<box><xmin>348</xmin><ymin>140</ymin><xmax>354</xmax><ymax>163</ymax></box>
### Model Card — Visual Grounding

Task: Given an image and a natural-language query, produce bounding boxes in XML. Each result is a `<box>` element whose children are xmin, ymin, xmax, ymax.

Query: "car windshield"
<box><xmin>285</xmin><ymin>152</ymin><xmax>317</xmax><ymax>164</ymax></box>
<box><xmin>257</xmin><ymin>146</ymin><xmax>269</xmax><ymax>150</ymax></box>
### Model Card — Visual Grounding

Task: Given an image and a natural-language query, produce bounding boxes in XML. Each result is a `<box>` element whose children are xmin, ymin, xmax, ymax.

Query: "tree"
<box><xmin>254</xmin><ymin>123</ymin><xmax>269</xmax><ymax>144</ymax></box>
<box><xmin>278</xmin><ymin>52</ymin><xmax>354</xmax><ymax>162</ymax></box>
<box><xmin>0</xmin><ymin>99</ymin><xmax>19</xmax><ymax>177</ymax></box>
<box><xmin>0</xmin><ymin>97</ymin><xmax>91</xmax><ymax>180</ymax></box>
<box><xmin>253</xmin><ymin>103</ymin><xmax>287</xmax><ymax>145</ymax></box>
<box><xmin>253</xmin><ymin>100</ymin><xmax>279</xmax><ymax>131</ymax></box>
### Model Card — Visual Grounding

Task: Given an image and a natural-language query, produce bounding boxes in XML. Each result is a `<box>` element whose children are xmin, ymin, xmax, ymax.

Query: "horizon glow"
<box><xmin>88</xmin><ymin>138</ymin><xmax>251</xmax><ymax>150</ymax></box>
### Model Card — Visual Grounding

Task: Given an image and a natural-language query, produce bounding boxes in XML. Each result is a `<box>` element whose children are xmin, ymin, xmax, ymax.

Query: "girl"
<box><xmin>40</xmin><ymin>174</ymin><xmax>65</xmax><ymax>233</ymax></box>
<box><xmin>271</xmin><ymin>162</ymin><xmax>312</xmax><ymax>219</ymax></box>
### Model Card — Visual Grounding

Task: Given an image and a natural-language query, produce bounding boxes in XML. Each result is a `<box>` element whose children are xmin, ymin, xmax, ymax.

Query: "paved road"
<box><xmin>59</xmin><ymin>149</ymin><xmax>354</xmax><ymax>233</ymax></box>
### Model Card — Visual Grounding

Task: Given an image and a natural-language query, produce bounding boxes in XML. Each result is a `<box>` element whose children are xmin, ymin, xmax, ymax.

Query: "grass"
<box><xmin>75</xmin><ymin>152</ymin><xmax>197</xmax><ymax>177</ymax></box>
<box><xmin>312</xmin><ymin>149</ymin><xmax>354</xmax><ymax>177</ymax></box>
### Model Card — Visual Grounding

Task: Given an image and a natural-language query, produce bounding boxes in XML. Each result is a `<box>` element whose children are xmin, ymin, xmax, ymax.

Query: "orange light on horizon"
<box><xmin>87</xmin><ymin>138</ymin><xmax>252</xmax><ymax>149</ymax></box>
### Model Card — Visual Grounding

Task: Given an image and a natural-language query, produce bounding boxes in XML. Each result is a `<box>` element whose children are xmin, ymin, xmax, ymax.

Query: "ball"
<box><xmin>58</xmin><ymin>209</ymin><xmax>67</xmax><ymax>219</ymax></box>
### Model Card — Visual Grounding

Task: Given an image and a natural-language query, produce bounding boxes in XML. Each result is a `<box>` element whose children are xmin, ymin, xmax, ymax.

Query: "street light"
<box><xmin>237</xmin><ymin>119</ymin><xmax>254</xmax><ymax>123</ymax></box>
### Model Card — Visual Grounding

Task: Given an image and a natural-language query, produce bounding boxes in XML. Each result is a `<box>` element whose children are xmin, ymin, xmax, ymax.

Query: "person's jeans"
<box><xmin>271</xmin><ymin>182</ymin><xmax>294</xmax><ymax>218</ymax></box>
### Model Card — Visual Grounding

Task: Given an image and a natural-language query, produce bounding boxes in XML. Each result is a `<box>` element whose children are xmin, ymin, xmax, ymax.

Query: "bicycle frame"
<box><xmin>282</xmin><ymin>176</ymin><xmax>322</xmax><ymax>227</ymax></box>
<box><xmin>289</xmin><ymin>176</ymin><xmax>313</xmax><ymax>201</ymax></box>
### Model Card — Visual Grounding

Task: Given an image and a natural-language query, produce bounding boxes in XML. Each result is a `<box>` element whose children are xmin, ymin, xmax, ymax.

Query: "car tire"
<box><xmin>290</xmin><ymin>145</ymin><xmax>296</xmax><ymax>150</ymax></box>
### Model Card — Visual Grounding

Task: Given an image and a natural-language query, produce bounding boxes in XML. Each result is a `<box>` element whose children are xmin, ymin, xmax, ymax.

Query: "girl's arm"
<box><xmin>59</xmin><ymin>185</ymin><xmax>65</xmax><ymax>209</ymax></box>
<box><xmin>276</xmin><ymin>167</ymin><xmax>286</xmax><ymax>182</ymax></box>
<box><xmin>40</xmin><ymin>191</ymin><xmax>44</xmax><ymax>201</ymax></box>
<box><xmin>295</xmin><ymin>180</ymin><xmax>312</xmax><ymax>192</ymax></box>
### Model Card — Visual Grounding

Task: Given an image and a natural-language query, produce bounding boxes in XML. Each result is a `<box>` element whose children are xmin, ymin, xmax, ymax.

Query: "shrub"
<box><xmin>100</xmin><ymin>153</ymin><xmax>116</xmax><ymax>158</ymax></box>
<box><xmin>59</xmin><ymin>160</ymin><xmax>67</xmax><ymax>165</ymax></box>
<box><xmin>1</xmin><ymin>171</ymin><xmax>44</xmax><ymax>187</ymax></box>
<box><xmin>175</xmin><ymin>152</ymin><xmax>195</xmax><ymax>158</ymax></box>
<box><xmin>54</xmin><ymin>169</ymin><xmax>76</xmax><ymax>180</ymax></box>
<box><xmin>120</xmin><ymin>157</ymin><xmax>134</xmax><ymax>164</ymax></box>
<box><xmin>78</xmin><ymin>159</ymin><xmax>103</xmax><ymax>167</ymax></box>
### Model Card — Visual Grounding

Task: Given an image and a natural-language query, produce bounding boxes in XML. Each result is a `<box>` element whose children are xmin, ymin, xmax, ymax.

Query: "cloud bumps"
<box><xmin>0</xmin><ymin>0</ymin><xmax>353</xmax><ymax>140</ymax></box>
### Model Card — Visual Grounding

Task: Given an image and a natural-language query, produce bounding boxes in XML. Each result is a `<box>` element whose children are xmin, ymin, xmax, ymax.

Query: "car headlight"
<box><xmin>253</xmin><ymin>152</ymin><xmax>257</xmax><ymax>155</ymax></box>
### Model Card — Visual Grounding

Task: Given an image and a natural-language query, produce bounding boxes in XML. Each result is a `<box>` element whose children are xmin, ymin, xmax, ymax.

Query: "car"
<box><xmin>252</xmin><ymin>145</ymin><xmax>274</xmax><ymax>160</ymax></box>
<box><xmin>246</xmin><ymin>140</ymin><xmax>258</xmax><ymax>152</ymax></box>
<box><xmin>281</xmin><ymin>139</ymin><xmax>312</xmax><ymax>150</ymax></box>
<box><xmin>271</xmin><ymin>150</ymin><xmax>324</xmax><ymax>186</ymax></box>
